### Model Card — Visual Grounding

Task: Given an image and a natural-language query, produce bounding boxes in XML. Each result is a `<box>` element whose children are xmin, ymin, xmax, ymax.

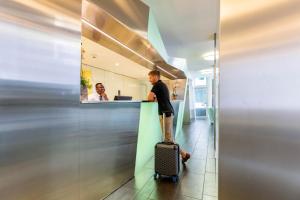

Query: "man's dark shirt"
<box><xmin>151</xmin><ymin>80</ymin><xmax>174</xmax><ymax>117</ymax></box>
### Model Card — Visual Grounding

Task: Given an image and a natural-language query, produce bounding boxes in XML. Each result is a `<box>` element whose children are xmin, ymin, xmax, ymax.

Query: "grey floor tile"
<box><xmin>192</xmin><ymin>151</ymin><xmax>207</xmax><ymax>160</ymax></box>
<box><xmin>203</xmin><ymin>195</ymin><xmax>217</xmax><ymax>200</ymax></box>
<box><xmin>137</xmin><ymin>178</ymin><xmax>156</xmax><ymax>198</ymax></box>
<box><xmin>176</xmin><ymin>172</ymin><xmax>205</xmax><ymax>200</ymax></box>
<box><xmin>175</xmin><ymin>194</ymin><xmax>201</xmax><ymax>200</ymax></box>
<box><xmin>124</xmin><ymin>178</ymin><xmax>142</xmax><ymax>190</ymax></box>
<box><xmin>203</xmin><ymin>184</ymin><xmax>217</xmax><ymax>197</ymax></box>
<box><xmin>204</xmin><ymin>173</ymin><xmax>216</xmax><ymax>183</ymax></box>
<box><xmin>104</xmin><ymin>186</ymin><xmax>138</xmax><ymax>200</ymax></box>
<box><xmin>148</xmin><ymin>179</ymin><xmax>179</xmax><ymax>200</ymax></box>
<box><xmin>107</xmin><ymin>120</ymin><xmax>218</xmax><ymax>200</ymax></box>
<box><xmin>205</xmin><ymin>158</ymin><xmax>216</xmax><ymax>173</ymax></box>
<box><xmin>203</xmin><ymin>173</ymin><xmax>217</xmax><ymax>197</ymax></box>
<box><xmin>206</xmin><ymin>149</ymin><xmax>215</xmax><ymax>159</ymax></box>
<box><xmin>184</xmin><ymin>158</ymin><xmax>206</xmax><ymax>175</ymax></box>
<box><xmin>132</xmin><ymin>168</ymin><xmax>154</xmax><ymax>190</ymax></box>
<box><xmin>193</xmin><ymin>145</ymin><xmax>207</xmax><ymax>152</ymax></box>
<box><xmin>133</xmin><ymin>192</ymin><xmax>151</xmax><ymax>200</ymax></box>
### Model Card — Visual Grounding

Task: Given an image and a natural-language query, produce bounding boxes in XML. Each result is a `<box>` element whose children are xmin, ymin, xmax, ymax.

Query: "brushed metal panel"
<box><xmin>0</xmin><ymin>1</ymin><xmax>82</xmax><ymax>200</ymax></box>
<box><xmin>88</xmin><ymin>0</ymin><xmax>149</xmax><ymax>38</ymax></box>
<box><xmin>220</xmin><ymin>1</ymin><xmax>300</xmax><ymax>200</ymax></box>
<box><xmin>0</xmin><ymin>1</ymin><xmax>147</xmax><ymax>200</ymax></box>
<box><xmin>79</xmin><ymin>103</ymin><xmax>140</xmax><ymax>200</ymax></box>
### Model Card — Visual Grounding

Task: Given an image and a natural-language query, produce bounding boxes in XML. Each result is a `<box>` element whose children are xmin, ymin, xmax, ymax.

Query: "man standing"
<box><xmin>148</xmin><ymin>70</ymin><xmax>190</xmax><ymax>163</ymax></box>
<box><xmin>88</xmin><ymin>83</ymin><xmax>109</xmax><ymax>102</ymax></box>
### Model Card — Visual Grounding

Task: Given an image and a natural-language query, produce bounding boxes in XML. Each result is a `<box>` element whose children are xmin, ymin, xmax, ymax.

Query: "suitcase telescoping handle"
<box><xmin>162</xmin><ymin>112</ymin><xmax>165</xmax><ymax>140</ymax></box>
<box><xmin>162</xmin><ymin>112</ymin><xmax>174</xmax><ymax>144</ymax></box>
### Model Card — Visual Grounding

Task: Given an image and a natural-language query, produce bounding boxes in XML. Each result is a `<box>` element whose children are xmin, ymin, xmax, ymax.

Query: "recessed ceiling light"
<box><xmin>202</xmin><ymin>51</ymin><xmax>219</xmax><ymax>61</ymax></box>
<box><xmin>198</xmin><ymin>68</ymin><xmax>213</xmax><ymax>75</ymax></box>
<box><xmin>198</xmin><ymin>68</ymin><xmax>219</xmax><ymax>75</ymax></box>
<box><xmin>115</xmin><ymin>62</ymin><xmax>119</xmax><ymax>66</ymax></box>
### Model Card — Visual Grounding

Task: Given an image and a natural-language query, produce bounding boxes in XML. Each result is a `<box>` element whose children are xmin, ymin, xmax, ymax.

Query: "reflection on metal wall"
<box><xmin>0</xmin><ymin>1</ymin><xmax>140</xmax><ymax>200</ymax></box>
<box><xmin>220</xmin><ymin>1</ymin><xmax>300</xmax><ymax>200</ymax></box>
<box><xmin>0</xmin><ymin>1</ymin><xmax>82</xmax><ymax>199</ymax></box>
<box><xmin>88</xmin><ymin>0</ymin><xmax>149</xmax><ymax>38</ymax></box>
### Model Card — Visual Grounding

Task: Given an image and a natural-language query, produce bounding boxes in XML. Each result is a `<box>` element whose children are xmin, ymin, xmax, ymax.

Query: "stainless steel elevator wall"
<box><xmin>0</xmin><ymin>1</ymin><xmax>140</xmax><ymax>200</ymax></box>
<box><xmin>220</xmin><ymin>1</ymin><xmax>300</xmax><ymax>200</ymax></box>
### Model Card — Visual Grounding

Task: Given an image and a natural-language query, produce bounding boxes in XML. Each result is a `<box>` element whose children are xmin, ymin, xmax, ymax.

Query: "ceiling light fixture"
<box><xmin>199</xmin><ymin>68</ymin><xmax>213</xmax><ymax>75</ymax></box>
<box><xmin>156</xmin><ymin>65</ymin><xmax>177</xmax><ymax>79</ymax></box>
<box><xmin>81</xmin><ymin>18</ymin><xmax>177</xmax><ymax>79</ymax></box>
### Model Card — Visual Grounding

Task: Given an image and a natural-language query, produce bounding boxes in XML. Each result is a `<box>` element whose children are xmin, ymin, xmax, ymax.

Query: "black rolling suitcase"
<box><xmin>154</xmin><ymin>113</ymin><xmax>180</xmax><ymax>183</ymax></box>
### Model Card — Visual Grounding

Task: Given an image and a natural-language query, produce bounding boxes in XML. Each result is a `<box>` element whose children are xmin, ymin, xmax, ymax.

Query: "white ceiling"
<box><xmin>142</xmin><ymin>0</ymin><xmax>219</xmax><ymax>73</ymax></box>
<box><xmin>82</xmin><ymin>37</ymin><xmax>150</xmax><ymax>80</ymax></box>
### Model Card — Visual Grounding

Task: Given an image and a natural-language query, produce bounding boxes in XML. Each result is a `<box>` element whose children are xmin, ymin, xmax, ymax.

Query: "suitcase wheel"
<box><xmin>172</xmin><ymin>176</ymin><xmax>179</xmax><ymax>183</ymax></box>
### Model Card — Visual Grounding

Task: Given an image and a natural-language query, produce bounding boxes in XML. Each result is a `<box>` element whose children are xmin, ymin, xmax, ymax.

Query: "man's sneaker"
<box><xmin>182</xmin><ymin>153</ymin><xmax>191</xmax><ymax>163</ymax></box>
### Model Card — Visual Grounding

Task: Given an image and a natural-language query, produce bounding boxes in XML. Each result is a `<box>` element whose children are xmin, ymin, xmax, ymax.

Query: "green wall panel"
<box><xmin>148</xmin><ymin>10</ymin><xmax>168</xmax><ymax>61</ymax></box>
<box><xmin>175</xmin><ymin>101</ymin><xmax>185</xmax><ymax>139</ymax></box>
<box><xmin>135</xmin><ymin>103</ymin><xmax>162</xmax><ymax>175</ymax></box>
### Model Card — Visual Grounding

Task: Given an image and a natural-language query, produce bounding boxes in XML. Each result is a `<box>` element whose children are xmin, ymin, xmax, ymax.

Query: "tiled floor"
<box><xmin>105</xmin><ymin>119</ymin><xmax>218</xmax><ymax>200</ymax></box>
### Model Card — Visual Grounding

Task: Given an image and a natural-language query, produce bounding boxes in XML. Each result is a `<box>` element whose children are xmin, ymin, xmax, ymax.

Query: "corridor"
<box><xmin>105</xmin><ymin>120</ymin><xmax>218</xmax><ymax>200</ymax></box>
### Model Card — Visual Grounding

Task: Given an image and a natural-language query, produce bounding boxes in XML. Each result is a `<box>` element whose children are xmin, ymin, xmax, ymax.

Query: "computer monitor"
<box><xmin>114</xmin><ymin>96</ymin><xmax>132</xmax><ymax>101</ymax></box>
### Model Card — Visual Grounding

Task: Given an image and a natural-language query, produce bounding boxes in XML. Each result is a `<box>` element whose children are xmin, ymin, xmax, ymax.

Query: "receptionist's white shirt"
<box><xmin>88</xmin><ymin>93</ymin><xmax>108</xmax><ymax>102</ymax></box>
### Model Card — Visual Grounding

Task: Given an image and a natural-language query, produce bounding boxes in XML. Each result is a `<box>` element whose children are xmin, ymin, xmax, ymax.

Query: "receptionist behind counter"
<box><xmin>88</xmin><ymin>83</ymin><xmax>109</xmax><ymax>102</ymax></box>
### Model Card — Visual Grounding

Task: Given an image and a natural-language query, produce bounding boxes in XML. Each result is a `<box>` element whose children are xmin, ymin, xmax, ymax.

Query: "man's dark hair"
<box><xmin>148</xmin><ymin>70</ymin><xmax>160</xmax><ymax>77</ymax></box>
<box><xmin>95</xmin><ymin>83</ymin><xmax>103</xmax><ymax>87</ymax></box>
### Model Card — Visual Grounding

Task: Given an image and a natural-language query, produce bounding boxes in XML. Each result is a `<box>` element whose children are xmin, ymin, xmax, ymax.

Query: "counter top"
<box><xmin>81</xmin><ymin>100</ymin><xmax>183</xmax><ymax>104</ymax></box>
<box><xmin>81</xmin><ymin>100</ymin><xmax>142</xmax><ymax>104</ymax></box>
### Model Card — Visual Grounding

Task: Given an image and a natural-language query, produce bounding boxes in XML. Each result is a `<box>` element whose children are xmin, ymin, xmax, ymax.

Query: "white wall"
<box><xmin>85</xmin><ymin>65</ymin><xmax>148</xmax><ymax>100</ymax></box>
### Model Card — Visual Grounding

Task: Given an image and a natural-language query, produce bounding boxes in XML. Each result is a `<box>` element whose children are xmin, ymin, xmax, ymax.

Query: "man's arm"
<box><xmin>148</xmin><ymin>92</ymin><xmax>156</xmax><ymax>102</ymax></box>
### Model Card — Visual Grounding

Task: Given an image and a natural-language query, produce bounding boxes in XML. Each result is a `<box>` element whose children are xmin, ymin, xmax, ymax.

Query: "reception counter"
<box><xmin>79</xmin><ymin>100</ymin><xmax>185</xmax><ymax>199</ymax></box>
<box><xmin>79</xmin><ymin>102</ymin><xmax>141</xmax><ymax>199</ymax></box>
<box><xmin>2</xmin><ymin>97</ymin><xmax>184</xmax><ymax>200</ymax></box>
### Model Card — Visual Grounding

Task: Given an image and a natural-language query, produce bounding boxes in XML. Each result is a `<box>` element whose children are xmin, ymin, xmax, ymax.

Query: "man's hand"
<box><xmin>148</xmin><ymin>92</ymin><xmax>156</xmax><ymax>102</ymax></box>
<box><xmin>103</xmin><ymin>93</ymin><xmax>109</xmax><ymax>101</ymax></box>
